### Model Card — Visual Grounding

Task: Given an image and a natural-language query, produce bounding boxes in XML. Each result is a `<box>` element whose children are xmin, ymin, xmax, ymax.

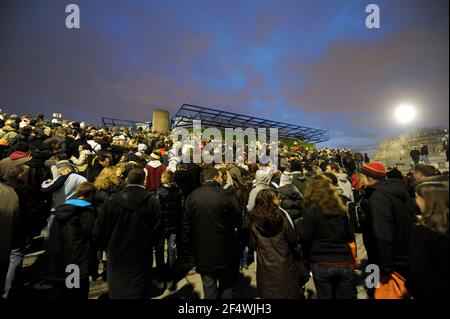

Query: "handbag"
<box><xmin>348</xmin><ymin>241</ymin><xmax>359</xmax><ymax>271</ymax></box>
<box><xmin>374</xmin><ymin>272</ymin><xmax>409</xmax><ymax>299</ymax></box>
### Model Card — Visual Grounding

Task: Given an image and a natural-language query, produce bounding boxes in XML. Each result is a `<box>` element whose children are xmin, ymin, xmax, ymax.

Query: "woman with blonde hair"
<box><xmin>93</xmin><ymin>167</ymin><xmax>122</xmax><ymax>208</ymax></box>
<box><xmin>297</xmin><ymin>175</ymin><xmax>356</xmax><ymax>299</ymax></box>
<box><xmin>406</xmin><ymin>176</ymin><xmax>449</xmax><ymax>299</ymax></box>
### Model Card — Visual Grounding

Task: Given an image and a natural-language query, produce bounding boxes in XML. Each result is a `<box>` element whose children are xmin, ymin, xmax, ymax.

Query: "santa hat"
<box><xmin>359</xmin><ymin>162</ymin><xmax>387</xmax><ymax>180</ymax></box>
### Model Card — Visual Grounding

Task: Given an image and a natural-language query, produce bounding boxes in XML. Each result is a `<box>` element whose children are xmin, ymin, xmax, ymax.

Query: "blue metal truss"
<box><xmin>171</xmin><ymin>104</ymin><xmax>330</xmax><ymax>144</ymax></box>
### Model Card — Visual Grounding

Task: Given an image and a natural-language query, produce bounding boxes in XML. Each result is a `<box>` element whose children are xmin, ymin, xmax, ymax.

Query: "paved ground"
<box><xmin>21</xmin><ymin>234</ymin><xmax>369</xmax><ymax>299</ymax></box>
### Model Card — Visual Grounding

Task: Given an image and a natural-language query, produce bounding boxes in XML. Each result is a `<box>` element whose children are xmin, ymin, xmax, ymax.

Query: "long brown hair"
<box><xmin>249</xmin><ymin>188</ymin><xmax>283</xmax><ymax>225</ymax></box>
<box><xmin>304</xmin><ymin>175</ymin><xmax>347</xmax><ymax>216</ymax></box>
<box><xmin>94</xmin><ymin>167</ymin><xmax>121</xmax><ymax>190</ymax></box>
<box><xmin>416</xmin><ymin>178</ymin><xmax>449</xmax><ymax>236</ymax></box>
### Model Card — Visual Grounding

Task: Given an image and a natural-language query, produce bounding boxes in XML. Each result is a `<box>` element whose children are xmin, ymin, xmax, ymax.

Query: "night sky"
<box><xmin>0</xmin><ymin>0</ymin><xmax>448</xmax><ymax>149</ymax></box>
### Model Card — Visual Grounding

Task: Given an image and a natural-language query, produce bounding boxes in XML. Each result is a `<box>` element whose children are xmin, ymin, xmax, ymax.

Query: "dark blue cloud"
<box><xmin>0</xmin><ymin>0</ymin><xmax>448</xmax><ymax>150</ymax></box>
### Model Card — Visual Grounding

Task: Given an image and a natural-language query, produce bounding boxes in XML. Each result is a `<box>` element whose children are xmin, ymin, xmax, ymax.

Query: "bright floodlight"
<box><xmin>395</xmin><ymin>104</ymin><xmax>416</xmax><ymax>124</ymax></box>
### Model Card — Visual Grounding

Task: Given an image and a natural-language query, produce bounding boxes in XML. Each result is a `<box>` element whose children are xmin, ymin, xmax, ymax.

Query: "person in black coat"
<box><xmin>406</xmin><ymin>177</ymin><xmax>449</xmax><ymax>299</ymax></box>
<box><xmin>278</xmin><ymin>173</ymin><xmax>303</xmax><ymax>221</ymax></box>
<box><xmin>184</xmin><ymin>168</ymin><xmax>242</xmax><ymax>299</ymax></box>
<box><xmin>420</xmin><ymin>144</ymin><xmax>430</xmax><ymax>164</ymax></box>
<box><xmin>94</xmin><ymin>168</ymin><xmax>162</xmax><ymax>299</ymax></box>
<box><xmin>297</xmin><ymin>175</ymin><xmax>356</xmax><ymax>299</ymax></box>
<box><xmin>3</xmin><ymin>165</ymin><xmax>43</xmax><ymax>298</ymax></box>
<box><xmin>410</xmin><ymin>148</ymin><xmax>420</xmax><ymax>165</ymax></box>
<box><xmin>44</xmin><ymin>182</ymin><xmax>98</xmax><ymax>299</ymax></box>
<box><xmin>154</xmin><ymin>170</ymin><xmax>182</xmax><ymax>287</ymax></box>
<box><xmin>358</xmin><ymin>162</ymin><xmax>417</xmax><ymax>291</ymax></box>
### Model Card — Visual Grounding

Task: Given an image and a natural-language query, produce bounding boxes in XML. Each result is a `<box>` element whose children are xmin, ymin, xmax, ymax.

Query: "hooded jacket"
<box><xmin>364</xmin><ymin>179</ymin><xmax>417</xmax><ymax>277</ymax></box>
<box><xmin>184</xmin><ymin>181</ymin><xmax>242</xmax><ymax>275</ymax></box>
<box><xmin>145</xmin><ymin>160</ymin><xmax>166</xmax><ymax>192</ymax></box>
<box><xmin>41</xmin><ymin>172</ymin><xmax>87</xmax><ymax>210</ymax></box>
<box><xmin>278</xmin><ymin>184</ymin><xmax>303</xmax><ymax>221</ymax></box>
<box><xmin>249</xmin><ymin>208</ymin><xmax>303</xmax><ymax>299</ymax></box>
<box><xmin>335</xmin><ymin>173</ymin><xmax>354</xmax><ymax>202</ymax></box>
<box><xmin>0</xmin><ymin>151</ymin><xmax>30</xmax><ymax>180</ymax></box>
<box><xmin>0</xmin><ymin>183</ymin><xmax>18</xmax><ymax>266</ymax></box>
<box><xmin>44</xmin><ymin>199</ymin><xmax>97</xmax><ymax>281</ymax></box>
<box><xmin>290</xmin><ymin>171</ymin><xmax>308</xmax><ymax>196</ymax></box>
<box><xmin>94</xmin><ymin>186</ymin><xmax>162</xmax><ymax>299</ymax></box>
<box><xmin>246</xmin><ymin>171</ymin><xmax>271</xmax><ymax>212</ymax></box>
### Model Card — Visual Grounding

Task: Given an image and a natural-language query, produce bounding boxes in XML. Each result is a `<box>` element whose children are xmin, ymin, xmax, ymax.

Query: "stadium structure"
<box><xmin>102</xmin><ymin>103</ymin><xmax>330</xmax><ymax>144</ymax></box>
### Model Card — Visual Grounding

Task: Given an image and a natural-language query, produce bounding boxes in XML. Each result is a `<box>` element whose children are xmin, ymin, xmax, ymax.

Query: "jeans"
<box><xmin>201</xmin><ymin>273</ymin><xmax>234</xmax><ymax>299</ymax></box>
<box><xmin>241</xmin><ymin>246</ymin><xmax>249</xmax><ymax>268</ymax></box>
<box><xmin>420</xmin><ymin>155</ymin><xmax>430</xmax><ymax>164</ymax></box>
<box><xmin>155</xmin><ymin>233</ymin><xmax>177</xmax><ymax>281</ymax></box>
<box><xmin>355</xmin><ymin>161</ymin><xmax>363</xmax><ymax>170</ymax></box>
<box><xmin>311</xmin><ymin>263</ymin><xmax>357</xmax><ymax>299</ymax></box>
<box><xmin>4</xmin><ymin>248</ymin><xmax>25</xmax><ymax>296</ymax></box>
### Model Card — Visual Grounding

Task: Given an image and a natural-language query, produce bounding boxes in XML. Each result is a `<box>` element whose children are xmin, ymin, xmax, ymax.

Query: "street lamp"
<box><xmin>395</xmin><ymin>104</ymin><xmax>416</xmax><ymax>125</ymax></box>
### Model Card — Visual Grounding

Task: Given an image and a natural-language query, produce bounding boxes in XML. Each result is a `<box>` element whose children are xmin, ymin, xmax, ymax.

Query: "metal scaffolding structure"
<box><xmin>101</xmin><ymin>117</ymin><xmax>151</xmax><ymax>129</ymax></box>
<box><xmin>171</xmin><ymin>104</ymin><xmax>330</xmax><ymax>143</ymax></box>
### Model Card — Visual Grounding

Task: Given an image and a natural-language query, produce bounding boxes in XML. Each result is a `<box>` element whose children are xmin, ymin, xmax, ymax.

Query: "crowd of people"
<box><xmin>0</xmin><ymin>111</ymin><xmax>448</xmax><ymax>300</ymax></box>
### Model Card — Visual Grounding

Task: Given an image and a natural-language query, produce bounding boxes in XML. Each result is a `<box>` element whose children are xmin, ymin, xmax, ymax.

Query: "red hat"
<box><xmin>359</xmin><ymin>162</ymin><xmax>387</xmax><ymax>180</ymax></box>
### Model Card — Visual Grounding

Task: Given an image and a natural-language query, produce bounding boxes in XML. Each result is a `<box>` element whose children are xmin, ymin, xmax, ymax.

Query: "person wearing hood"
<box><xmin>41</xmin><ymin>160</ymin><xmax>87</xmax><ymax>212</ymax></box>
<box><xmin>289</xmin><ymin>160</ymin><xmax>308</xmax><ymax>196</ymax></box>
<box><xmin>94</xmin><ymin>168</ymin><xmax>162</xmax><ymax>299</ymax></box>
<box><xmin>246</xmin><ymin>170</ymin><xmax>271</xmax><ymax>212</ymax></box>
<box><xmin>0</xmin><ymin>142</ymin><xmax>30</xmax><ymax>181</ymax></box>
<box><xmin>359</xmin><ymin>162</ymin><xmax>417</xmax><ymax>295</ymax></box>
<box><xmin>249</xmin><ymin>189</ymin><xmax>304</xmax><ymax>299</ymax></box>
<box><xmin>326</xmin><ymin>163</ymin><xmax>354</xmax><ymax>202</ymax></box>
<box><xmin>43</xmin><ymin>182</ymin><xmax>98</xmax><ymax>299</ymax></box>
<box><xmin>145</xmin><ymin>151</ymin><xmax>166</xmax><ymax>192</ymax></box>
<box><xmin>278</xmin><ymin>172</ymin><xmax>304</xmax><ymax>221</ymax></box>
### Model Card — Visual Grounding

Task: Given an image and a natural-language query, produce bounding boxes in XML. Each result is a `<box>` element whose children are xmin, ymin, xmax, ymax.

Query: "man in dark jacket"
<box><xmin>410</xmin><ymin>148</ymin><xmax>420</xmax><ymax>165</ymax></box>
<box><xmin>358</xmin><ymin>162</ymin><xmax>417</xmax><ymax>293</ymax></box>
<box><xmin>420</xmin><ymin>144</ymin><xmax>430</xmax><ymax>164</ymax></box>
<box><xmin>154</xmin><ymin>170</ymin><xmax>182</xmax><ymax>288</ymax></box>
<box><xmin>44</xmin><ymin>182</ymin><xmax>97</xmax><ymax>299</ymax></box>
<box><xmin>278</xmin><ymin>172</ymin><xmax>303</xmax><ymax>221</ymax></box>
<box><xmin>94</xmin><ymin>168</ymin><xmax>162</xmax><ymax>299</ymax></box>
<box><xmin>184</xmin><ymin>168</ymin><xmax>242</xmax><ymax>299</ymax></box>
<box><xmin>0</xmin><ymin>182</ymin><xmax>18</xmax><ymax>296</ymax></box>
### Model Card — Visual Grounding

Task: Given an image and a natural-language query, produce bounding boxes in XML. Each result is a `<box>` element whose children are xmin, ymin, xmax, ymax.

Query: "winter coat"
<box><xmin>278</xmin><ymin>184</ymin><xmax>303</xmax><ymax>221</ymax></box>
<box><xmin>420</xmin><ymin>145</ymin><xmax>429</xmax><ymax>156</ymax></box>
<box><xmin>410</xmin><ymin>149</ymin><xmax>420</xmax><ymax>160</ymax></box>
<box><xmin>156</xmin><ymin>183</ymin><xmax>183</xmax><ymax>235</ymax></box>
<box><xmin>44</xmin><ymin>199</ymin><xmax>98</xmax><ymax>281</ymax></box>
<box><xmin>94</xmin><ymin>185</ymin><xmax>162</xmax><ymax>299</ymax></box>
<box><xmin>93</xmin><ymin>185</ymin><xmax>122</xmax><ymax>208</ymax></box>
<box><xmin>406</xmin><ymin>224</ymin><xmax>449</xmax><ymax>299</ymax></box>
<box><xmin>145</xmin><ymin>161</ymin><xmax>166</xmax><ymax>192</ymax></box>
<box><xmin>184</xmin><ymin>181</ymin><xmax>242</xmax><ymax>275</ymax></box>
<box><xmin>298</xmin><ymin>207</ymin><xmax>355</xmax><ymax>263</ymax></box>
<box><xmin>6</xmin><ymin>180</ymin><xmax>44</xmax><ymax>247</ymax></box>
<box><xmin>363</xmin><ymin>179</ymin><xmax>417</xmax><ymax>277</ymax></box>
<box><xmin>354</xmin><ymin>152</ymin><xmax>363</xmax><ymax>162</ymax></box>
<box><xmin>174</xmin><ymin>164</ymin><xmax>202</xmax><ymax>198</ymax></box>
<box><xmin>228</xmin><ymin>163</ymin><xmax>244</xmax><ymax>188</ymax></box>
<box><xmin>249</xmin><ymin>208</ymin><xmax>303</xmax><ymax>299</ymax></box>
<box><xmin>41</xmin><ymin>173</ymin><xmax>88</xmax><ymax>210</ymax></box>
<box><xmin>0</xmin><ymin>182</ymin><xmax>18</xmax><ymax>265</ymax></box>
<box><xmin>0</xmin><ymin>151</ymin><xmax>30</xmax><ymax>180</ymax></box>
<box><xmin>291</xmin><ymin>171</ymin><xmax>308</xmax><ymax>196</ymax></box>
<box><xmin>335</xmin><ymin>173</ymin><xmax>354</xmax><ymax>202</ymax></box>
<box><xmin>246</xmin><ymin>171</ymin><xmax>271</xmax><ymax>212</ymax></box>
